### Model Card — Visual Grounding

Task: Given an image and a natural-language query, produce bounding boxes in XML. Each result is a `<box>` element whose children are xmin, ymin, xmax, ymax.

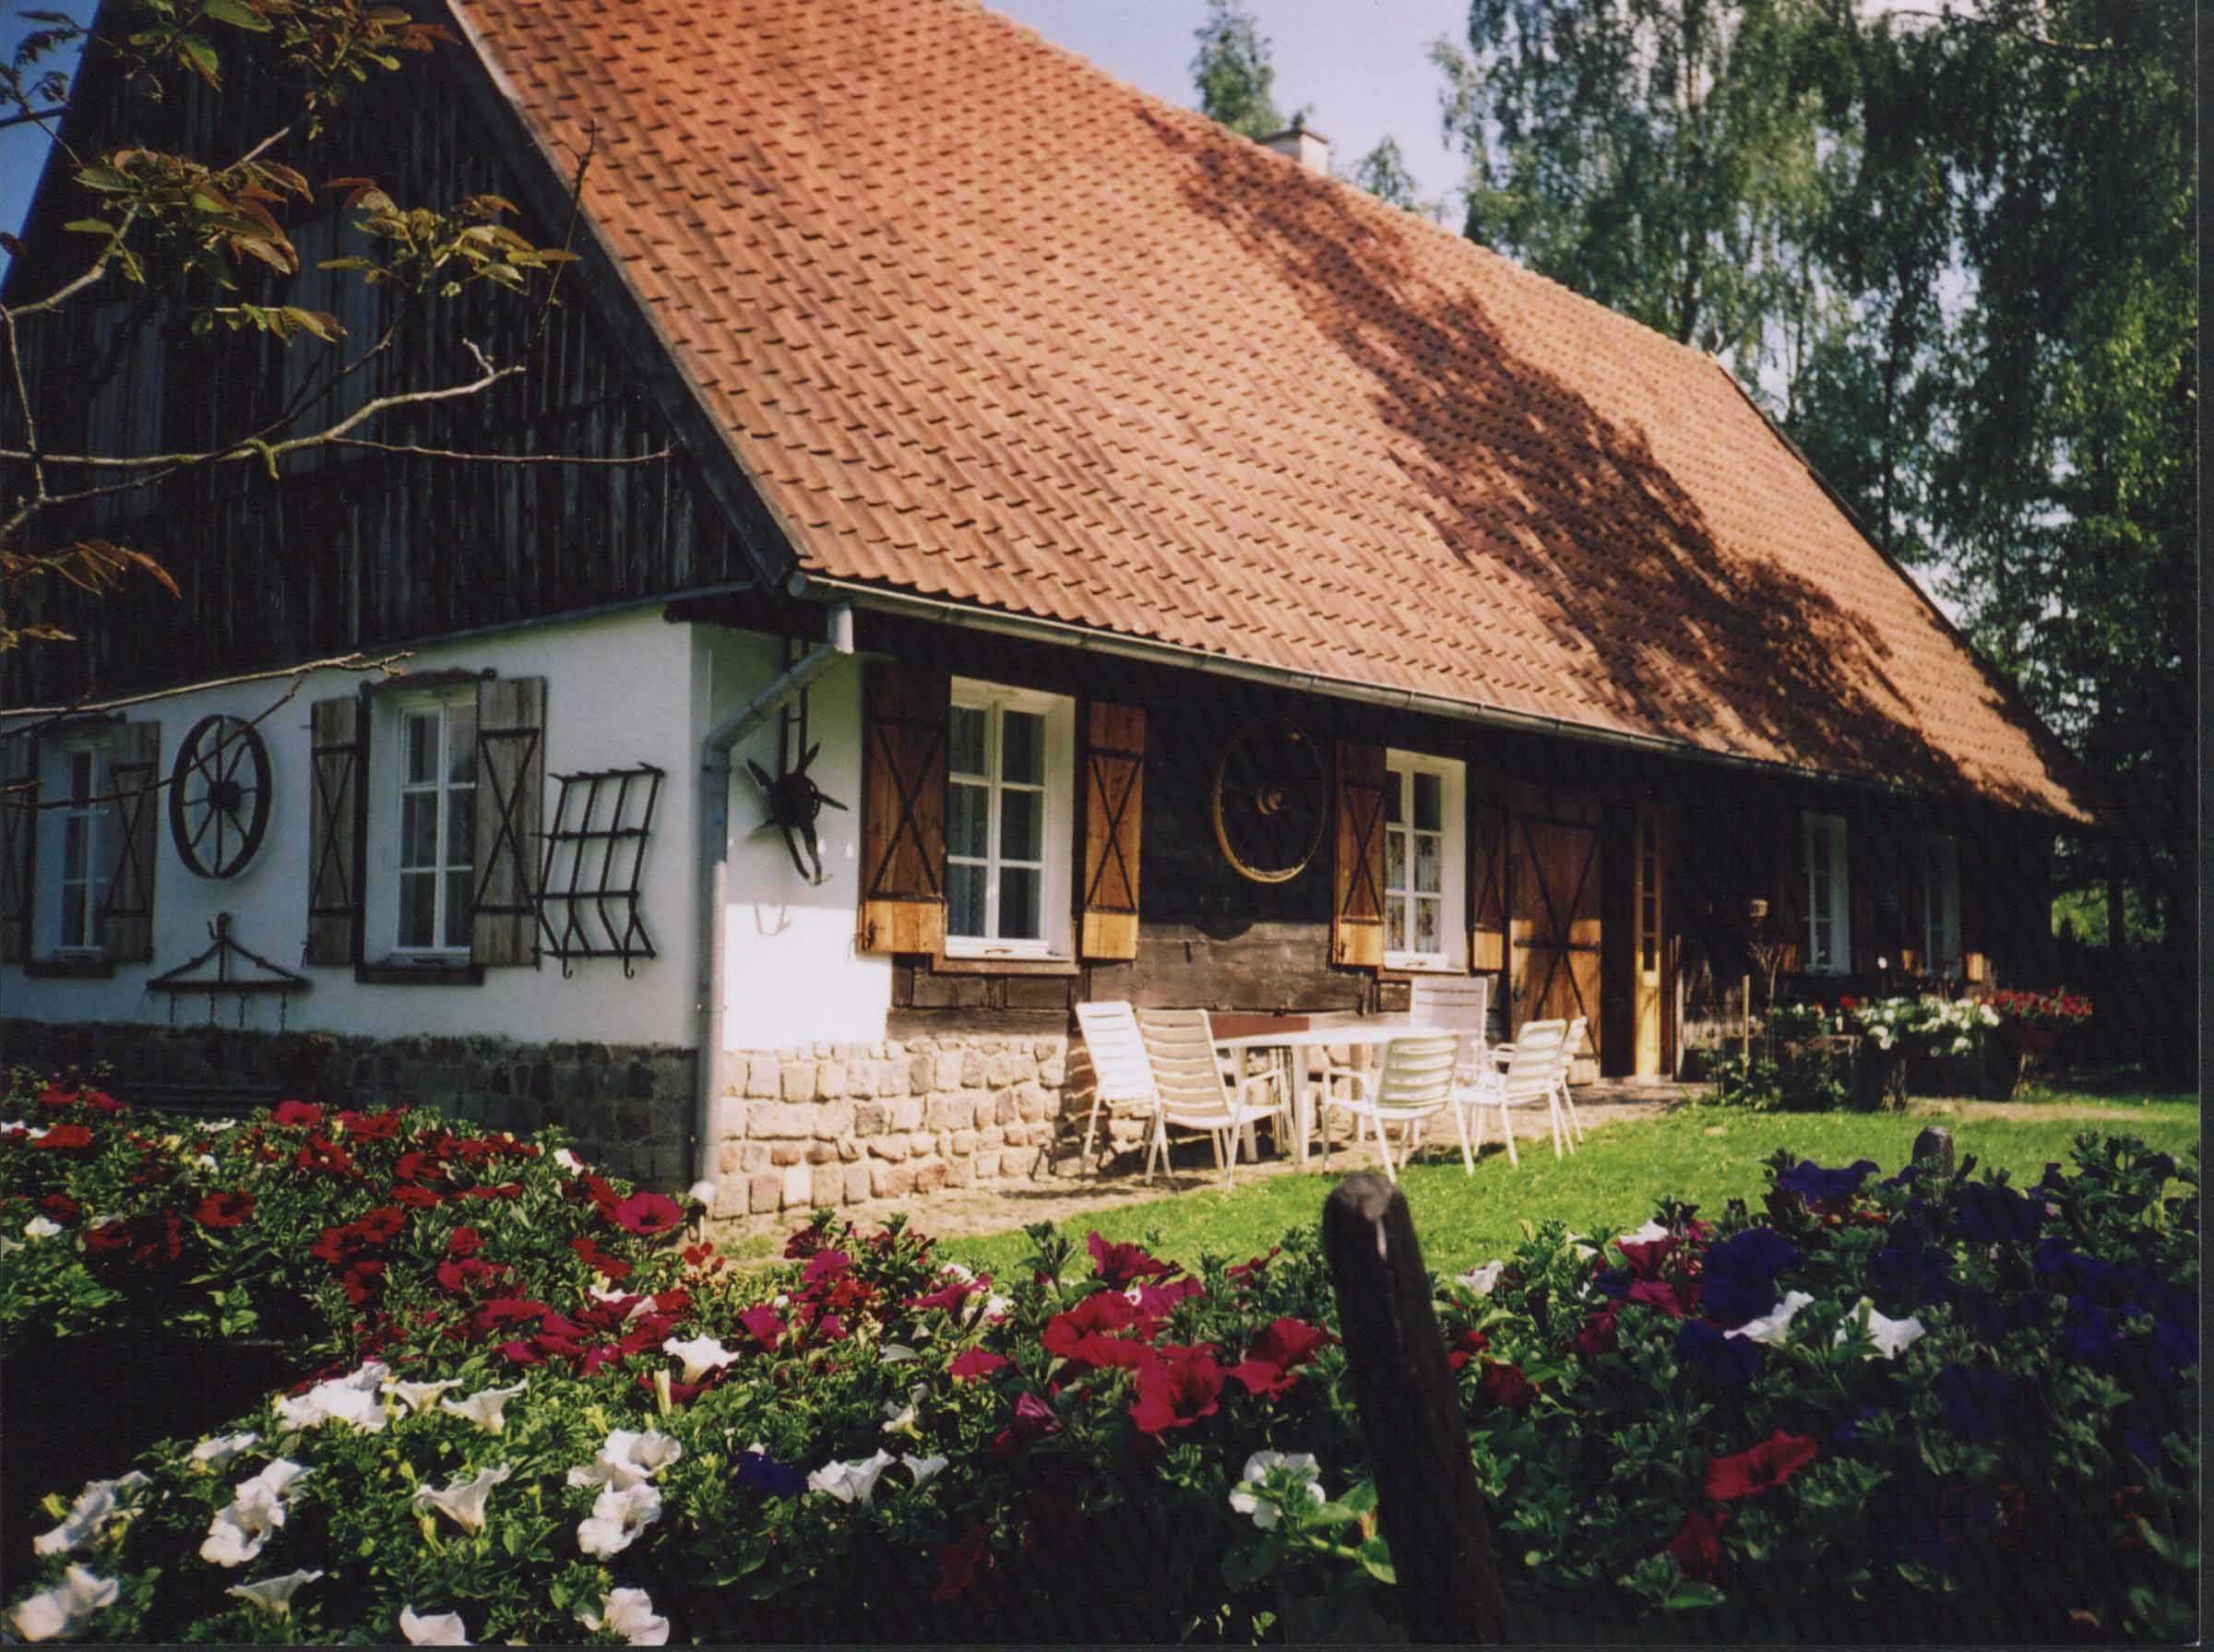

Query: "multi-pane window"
<box><xmin>1803</xmin><ymin>812</ymin><xmax>1850</xmax><ymax>974</ymax></box>
<box><xmin>1638</xmin><ymin>814</ymin><xmax>1660</xmax><ymax>974</ymax></box>
<box><xmin>945</xmin><ymin>682</ymin><xmax>1071</xmax><ymax>956</ymax></box>
<box><xmin>1382</xmin><ymin>752</ymin><xmax>1464</xmax><ymax>969</ymax></box>
<box><xmin>1922</xmin><ymin>832</ymin><xmax>1960</xmax><ymax>977</ymax></box>
<box><xmin>397</xmin><ymin>701</ymin><xmax>476</xmax><ymax>953</ymax></box>
<box><xmin>56</xmin><ymin>748</ymin><xmax>105</xmax><ymax>952</ymax></box>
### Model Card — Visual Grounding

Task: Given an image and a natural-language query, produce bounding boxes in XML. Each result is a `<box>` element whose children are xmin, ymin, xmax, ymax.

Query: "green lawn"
<box><xmin>940</xmin><ymin>1095</ymin><xmax>2200</xmax><ymax>1278</ymax></box>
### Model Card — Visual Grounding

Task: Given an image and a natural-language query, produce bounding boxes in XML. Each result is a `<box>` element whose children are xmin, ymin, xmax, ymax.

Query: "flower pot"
<box><xmin>1</xmin><ymin>1333</ymin><xmax>296</xmax><ymax>1595</ymax></box>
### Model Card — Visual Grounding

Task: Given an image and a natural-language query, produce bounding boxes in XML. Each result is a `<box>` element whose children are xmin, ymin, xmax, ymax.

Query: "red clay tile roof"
<box><xmin>451</xmin><ymin>0</ymin><xmax>2090</xmax><ymax>821</ymax></box>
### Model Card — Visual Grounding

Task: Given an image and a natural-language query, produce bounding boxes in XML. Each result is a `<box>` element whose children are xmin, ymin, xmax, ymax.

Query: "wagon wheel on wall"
<box><xmin>1212</xmin><ymin>717</ymin><xmax>1327</xmax><ymax>884</ymax></box>
<box><xmin>168</xmin><ymin>714</ymin><xmax>273</xmax><ymax>879</ymax></box>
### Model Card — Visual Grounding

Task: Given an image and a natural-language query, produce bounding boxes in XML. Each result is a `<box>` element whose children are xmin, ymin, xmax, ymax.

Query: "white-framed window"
<box><xmin>1382</xmin><ymin>750</ymin><xmax>1465</xmax><ymax>971</ymax></box>
<box><xmin>1922</xmin><ymin>831</ymin><xmax>1961</xmax><ymax>978</ymax></box>
<box><xmin>1803</xmin><ymin>811</ymin><xmax>1851</xmax><ymax>974</ymax></box>
<box><xmin>944</xmin><ymin>679</ymin><xmax>1074</xmax><ymax>959</ymax></box>
<box><xmin>391</xmin><ymin>695</ymin><xmax>477</xmax><ymax>956</ymax></box>
<box><xmin>51</xmin><ymin>743</ymin><xmax>108</xmax><ymax>954</ymax></box>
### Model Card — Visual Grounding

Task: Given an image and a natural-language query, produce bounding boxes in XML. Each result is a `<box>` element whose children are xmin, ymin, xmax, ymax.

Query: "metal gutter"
<box><xmin>690</xmin><ymin>602</ymin><xmax>854</xmax><ymax>1191</ymax></box>
<box><xmin>785</xmin><ymin>572</ymin><xmax>1936</xmax><ymax>802</ymax></box>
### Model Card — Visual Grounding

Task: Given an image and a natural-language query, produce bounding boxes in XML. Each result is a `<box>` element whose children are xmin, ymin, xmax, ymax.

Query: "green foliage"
<box><xmin>1349</xmin><ymin>135</ymin><xmax>1424</xmax><ymax>212</ymax></box>
<box><xmin>1188</xmin><ymin>0</ymin><xmax>1284</xmax><ymax>139</ymax></box>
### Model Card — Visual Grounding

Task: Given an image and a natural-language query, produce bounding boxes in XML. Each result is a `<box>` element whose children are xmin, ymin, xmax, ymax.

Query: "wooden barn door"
<box><xmin>1510</xmin><ymin>814</ymin><xmax>1603</xmax><ymax>1076</ymax></box>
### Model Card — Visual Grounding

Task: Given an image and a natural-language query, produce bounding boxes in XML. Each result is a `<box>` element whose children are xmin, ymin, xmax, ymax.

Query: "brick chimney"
<box><xmin>1260</xmin><ymin>116</ymin><xmax>1329</xmax><ymax>177</ymax></box>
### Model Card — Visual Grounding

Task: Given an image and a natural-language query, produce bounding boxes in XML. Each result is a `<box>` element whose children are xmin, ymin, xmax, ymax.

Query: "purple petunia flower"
<box><xmin>1677</xmin><ymin>1320</ymin><xmax>1764</xmax><ymax>1387</ymax></box>
<box><xmin>1775</xmin><ymin>1158</ymin><xmax>1880</xmax><ymax>1203</ymax></box>
<box><xmin>1699</xmin><ymin>1229</ymin><xmax>1803</xmax><ymax>1327</ymax></box>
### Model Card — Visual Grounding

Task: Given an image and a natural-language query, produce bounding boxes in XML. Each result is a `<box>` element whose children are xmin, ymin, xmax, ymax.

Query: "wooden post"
<box><xmin>1912</xmin><ymin>1125</ymin><xmax>1956</xmax><ymax>1182</ymax></box>
<box><xmin>1743</xmin><ymin>974</ymin><xmax>1753</xmax><ymax>1059</ymax></box>
<box><xmin>1321</xmin><ymin>1174</ymin><xmax>1510</xmax><ymax>1644</ymax></box>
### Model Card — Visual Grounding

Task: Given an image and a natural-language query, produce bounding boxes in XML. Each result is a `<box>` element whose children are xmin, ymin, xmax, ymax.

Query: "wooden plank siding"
<box><xmin>1</xmin><ymin>31</ymin><xmax>767</xmax><ymax>707</ymax></box>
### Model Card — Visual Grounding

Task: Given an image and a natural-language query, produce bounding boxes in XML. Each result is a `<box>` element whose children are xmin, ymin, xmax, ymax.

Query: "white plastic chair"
<box><xmin>1074</xmin><ymin>1002</ymin><xmax>1161</xmax><ymax>1178</ymax></box>
<box><xmin>1135</xmin><ymin>1008</ymin><xmax>1281</xmax><ymax>1188</ymax></box>
<box><xmin>1319</xmin><ymin>1032</ymin><xmax>1458</xmax><ymax>1184</ymax></box>
<box><xmin>1455</xmin><ymin>1018</ymin><xmax>1567</xmax><ymax>1171</ymax></box>
<box><xmin>1411</xmin><ymin>976</ymin><xmax>1492</xmax><ymax>1084</ymax></box>
<box><xmin>1552</xmin><ymin>1015</ymin><xmax>1589</xmax><ymax>1147</ymax></box>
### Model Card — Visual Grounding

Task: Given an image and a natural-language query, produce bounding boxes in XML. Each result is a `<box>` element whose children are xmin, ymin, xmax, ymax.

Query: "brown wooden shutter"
<box><xmin>472</xmin><ymin>676</ymin><xmax>546</xmax><ymax>968</ymax></box>
<box><xmin>1077</xmin><ymin>701</ymin><xmax>1145</xmax><ymax>961</ymax></box>
<box><xmin>1771</xmin><ymin>800</ymin><xmax>1805</xmax><ymax>974</ymax></box>
<box><xmin>0</xmin><ymin>733</ymin><xmax>35</xmax><ymax>965</ymax></box>
<box><xmin>1330</xmin><ymin>741</ymin><xmax>1386</xmax><ymax>969</ymax></box>
<box><xmin>306</xmin><ymin>695</ymin><xmax>366</xmax><ymax>965</ymax></box>
<box><xmin>1469</xmin><ymin>798</ymin><xmax>1508</xmax><ymax>973</ymax></box>
<box><xmin>857</xmin><ymin>662</ymin><xmax>948</xmax><ymax>955</ymax></box>
<box><xmin>99</xmin><ymin>719</ymin><xmax>161</xmax><ymax>962</ymax></box>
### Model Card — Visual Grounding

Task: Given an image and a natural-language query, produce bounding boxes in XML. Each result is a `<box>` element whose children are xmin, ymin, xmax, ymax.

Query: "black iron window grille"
<box><xmin>536</xmin><ymin>764</ymin><xmax>663</xmax><ymax>977</ymax></box>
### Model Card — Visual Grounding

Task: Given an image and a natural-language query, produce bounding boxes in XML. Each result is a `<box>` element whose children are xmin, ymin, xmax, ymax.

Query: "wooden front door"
<box><xmin>1634</xmin><ymin>804</ymin><xmax>1664</xmax><ymax>1076</ymax></box>
<box><xmin>1510</xmin><ymin>814</ymin><xmax>1602</xmax><ymax>1076</ymax></box>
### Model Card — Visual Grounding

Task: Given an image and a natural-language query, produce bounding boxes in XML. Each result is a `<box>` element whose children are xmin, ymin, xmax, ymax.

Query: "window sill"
<box><xmin>26</xmin><ymin>957</ymin><xmax>115</xmax><ymax>980</ymax></box>
<box><xmin>1379</xmin><ymin>958</ymin><xmax>1469</xmax><ymax>980</ymax></box>
<box><xmin>934</xmin><ymin>951</ymin><xmax>1080</xmax><ymax>977</ymax></box>
<box><xmin>355</xmin><ymin>957</ymin><xmax>484</xmax><ymax>987</ymax></box>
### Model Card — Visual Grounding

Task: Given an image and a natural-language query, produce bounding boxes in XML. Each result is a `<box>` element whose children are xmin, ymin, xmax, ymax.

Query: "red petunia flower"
<box><xmin>447</xmin><ymin>1227</ymin><xmax>483</xmax><ymax>1257</ymax></box>
<box><xmin>37</xmin><ymin>1086</ymin><xmax>77</xmax><ymax>1109</ymax></box>
<box><xmin>1227</xmin><ymin>1316</ymin><xmax>1332</xmax><ymax>1397</ymax></box>
<box><xmin>1087</xmin><ymin>1231</ymin><xmax>1179</xmax><ymax>1288</ymax></box>
<box><xmin>31</xmin><ymin>1123</ymin><xmax>93</xmax><ymax>1152</ymax></box>
<box><xmin>1614</xmin><ymin>1237</ymin><xmax>1677</xmax><ymax>1279</ymax></box>
<box><xmin>1704</xmin><ymin>1430</ymin><xmax>1820</xmax><ymax>1503</ymax></box>
<box><xmin>393</xmin><ymin>1151</ymin><xmax>446</xmax><ymax>1184</ymax></box>
<box><xmin>352</xmin><ymin>1206</ymin><xmax>407</xmax><ymax>1243</ymax></box>
<box><xmin>990</xmin><ymin>1390</ymin><xmax>1062</xmax><ymax>1457</ymax></box>
<box><xmin>1446</xmin><ymin>1328</ymin><xmax>1492</xmax><ymax>1373</ymax></box>
<box><xmin>1130</xmin><ymin>1276</ymin><xmax>1206</xmax><ymax>1317</ymax></box>
<box><xmin>77</xmin><ymin>1090</ymin><xmax>123</xmax><ymax>1116</ymax></box>
<box><xmin>1225</xmin><ymin>1247</ymin><xmax>1282</xmax><ymax>1285</ymax></box>
<box><xmin>1571</xmin><ymin>1303</ymin><xmax>1622</xmax><ymax>1360</ymax></box>
<box><xmin>339</xmin><ymin>1109</ymin><xmax>405</xmax><ymax>1141</ymax></box>
<box><xmin>194</xmin><ymin>1190</ymin><xmax>256</xmax><ymax>1229</ymax></box>
<box><xmin>609</xmin><ymin>1191</ymin><xmax>684</xmax><ymax>1237</ymax></box>
<box><xmin>569</xmin><ymin>1236</ymin><xmax>634</xmax><ymax>1279</ymax></box>
<box><xmin>1128</xmin><ymin>1345</ymin><xmax>1226</xmax><ymax>1435</ymax></box>
<box><xmin>738</xmin><ymin>1306</ymin><xmax>785</xmax><ymax>1349</ymax></box>
<box><xmin>85</xmin><ymin>1219</ymin><xmax>129</xmax><ymax>1254</ymax></box>
<box><xmin>270</xmin><ymin>1099</ymin><xmax>323</xmax><ymax>1129</ymax></box>
<box><xmin>1042</xmin><ymin>1291</ymin><xmax>1158</xmax><ymax>1370</ymax></box>
<box><xmin>907</xmin><ymin>1276</ymin><xmax>987</xmax><ymax>1313</ymax></box>
<box><xmin>295</xmin><ymin>1135</ymin><xmax>356</xmax><ymax>1177</ymax></box>
<box><xmin>1666</xmin><ymin>1508</ymin><xmax>1729</xmax><ymax>1580</ymax></box>
<box><xmin>800</xmin><ymin>1249</ymin><xmax>851</xmax><ymax>1287</ymax></box>
<box><xmin>391</xmin><ymin>1183</ymin><xmax>441</xmax><ymax>1208</ymax></box>
<box><xmin>1479</xmin><ymin>1360</ymin><xmax>1541</xmax><ymax>1411</ymax></box>
<box><xmin>949</xmin><ymin>1348</ymin><xmax>1010</xmax><ymax>1384</ymax></box>
<box><xmin>1627</xmin><ymin>1278</ymin><xmax>1688</xmax><ymax>1318</ymax></box>
<box><xmin>130</xmin><ymin>1208</ymin><xmax>187</xmax><ymax>1266</ymax></box>
<box><xmin>38</xmin><ymin>1193</ymin><xmax>80</xmax><ymax>1225</ymax></box>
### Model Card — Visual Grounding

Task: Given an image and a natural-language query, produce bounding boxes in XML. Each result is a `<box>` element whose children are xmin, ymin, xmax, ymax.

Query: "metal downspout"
<box><xmin>693</xmin><ymin>603</ymin><xmax>854</xmax><ymax>1193</ymax></box>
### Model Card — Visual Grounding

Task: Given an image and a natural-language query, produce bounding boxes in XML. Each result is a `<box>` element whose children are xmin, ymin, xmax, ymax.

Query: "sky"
<box><xmin>0</xmin><ymin>0</ymin><xmax>1477</xmax><ymax>267</ymax></box>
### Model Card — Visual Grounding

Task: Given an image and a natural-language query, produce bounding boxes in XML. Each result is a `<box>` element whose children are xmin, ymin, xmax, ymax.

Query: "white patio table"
<box><xmin>1213</xmin><ymin>1023</ymin><xmax>1448</xmax><ymax>1168</ymax></box>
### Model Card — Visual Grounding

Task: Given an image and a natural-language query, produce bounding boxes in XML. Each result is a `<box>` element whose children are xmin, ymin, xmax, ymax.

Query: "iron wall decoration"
<box><xmin>747</xmin><ymin>673</ymin><xmax>847</xmax><ymax>885</ymax></box>
<box><xmin>168</xmin><ymin>714</ymin><xmax>272</xmax><ymax>879</ymax></box>
<box><xmin>535</xmin><ymin>764</ymin><xmax>662</xmax><ymax>977</ymax></box>
<box><xmin>1212</xmin><ymin>716</ymin><xmax>1326</xmax><ymax>884</ymax></box>
<box><xmin>150</xmin><ymin>911</ymin><xmax>311</xmax><ymax>1027</ymax></box>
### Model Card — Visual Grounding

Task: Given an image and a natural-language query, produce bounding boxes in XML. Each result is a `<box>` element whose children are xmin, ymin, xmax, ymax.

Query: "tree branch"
<box><xmin>0</xmin><ymin>103</ymin><xmax>66</xmax><ymax>132</ymax></box>
<box><xmin>325</xmin><ymin>438</ymin><xmax>673</xmax><ymax>466</ymax></box>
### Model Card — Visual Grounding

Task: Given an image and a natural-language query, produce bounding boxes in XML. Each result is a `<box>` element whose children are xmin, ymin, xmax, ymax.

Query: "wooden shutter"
<box><xmin>306</xmin><ymin>695</ymin><xmax>366</xmax><ymax>965</ymax></box>
<box><xmin>1078</xmin><ymin>701</ymin><xmax>1145</xmax><ymax>961</ymax></box>
<box><xmin>472</xmin><ymin>676</ymin><xmax>546</xmax><ymax>968</ymax></box>
<box><xmin>1469</xmin><ymin>798</ymin><xmax>1508</xmax><ymax>973</ymax></box>
<box><xmin>857</xmin><ymin>662</ymin><xmax>948</xmax><ymax>955</ymax></box>
<box><xmin>0</xmin><ymin>733</ymin><xmax>34</xmax><ymax>965</ymax></box>
<box><xmin>1771</xmin><ymin>800</ymin><xmax>1805</xmax><ymax>974</ymax></box>
<box><xmin>1330</xmin><ymin>741</ymin><xmax>1386</xmax><ymax>969</ymax></box>
<box><xmin>99</xmin><ymin>719</ymin><xmax>161</xmax><ymax>962</ymax></box>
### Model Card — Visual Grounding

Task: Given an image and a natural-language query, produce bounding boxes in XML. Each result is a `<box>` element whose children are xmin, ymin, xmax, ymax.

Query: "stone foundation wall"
<box><xmin>704</xmin><ymin>1033</ymin><xmax>1132</xmax><ymax>1218</ymax></box>
<box><xmin>0</xmin><ymin>1019</ymin><xmax>696</xmax><ymax>1185</ymax></box>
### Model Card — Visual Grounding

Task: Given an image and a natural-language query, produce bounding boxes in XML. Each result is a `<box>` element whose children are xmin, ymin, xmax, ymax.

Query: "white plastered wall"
<box><xmin>697</xmin><ymin>627</ymin><xmax>889</xmax><ymax>1052</ymax></box>
<box><xmin>1</xmin><ymin>607</ymin><xmax>699</xmax><ymax>1045</ymax></box>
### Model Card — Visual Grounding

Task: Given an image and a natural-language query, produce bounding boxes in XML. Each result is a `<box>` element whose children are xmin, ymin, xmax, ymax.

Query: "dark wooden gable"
<box><xmin>1</xmin><ymin>10</ymin><xmax>791</xmax><ymax>706</ymax></box>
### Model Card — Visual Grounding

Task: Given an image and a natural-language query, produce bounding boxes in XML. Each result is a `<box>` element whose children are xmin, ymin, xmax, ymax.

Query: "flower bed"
<box><xmin>3</xmin><ymin>1077</ymin><xmax>2197</xmax><ymax>1644</ymax></box>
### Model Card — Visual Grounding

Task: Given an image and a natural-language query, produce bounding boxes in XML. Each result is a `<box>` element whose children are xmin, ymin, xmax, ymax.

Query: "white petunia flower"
<box><xmin>939</xmin><ymin>1263</ymin><xmax>976</xmax><ymax>1284</ymax></box>
<box><xmin>189</xmin><ymin>1432</ymin><xmax>259</xmax><ymax>1472</ymax></box>
<box><xmin>686</xmin><ymin>1179</ymin><xmax>718</xmax><ymax>1207</ymax></box>
<box><xmin>438</xmin><ymin>1382</ymin><xmax>527</xmax><ymax>1434</ymax></box>
<box><xmin>9</xmin><ymin>1564</ymin><xmax>119</xmax><ymax>1641</ymax></box>
<box><xmin>878</xmin><ymin>1343</ymin><xmax>918</xmax><ymax>1363</ymax></box>
<box><xmin>23</xmin><ymin>1215</ymin><xmax>62</xmax><ymax>1240</ymax></box>
<box><xmin>576</xmin><ymin>1481</ymin><xmax>661</xmax><ymax>1558</ymax></box>
<box><xmin>195</xmin><ymin>1153</ymin><xmax>220</xmax><ymax>1171</ymax></box>
<box><xmin>880</xmin><ymin>1384</ymin><xmax>927</xmax><ymax>1437</ymax></box>
<box><xmin>1616</xmin><ymin>1219</ymin><xmax>1672</xmax><ymax>1247</ymax></box>
<box><xmin>1562</xmin><ymin>1232</ymin><xmax>1599</xmax><ymax>1261</ymax></box>
<box><xmin>198</xmin><ymin>1464</ymin><xmax>307</xmax><ymax>1567</ymax></box>
<box><xmin>273</xmin><ymin>1361</ymin><xmax>389</xmax><ymax>1433</ymax></box>
<box><xmin>806</xmin><ymin>1449</ymin><xmax>896</xmax><ymax>1505</ymax></box>
<box><xmin>901</xmin><ymin>1454</ymin><xmax>948</xmax><ymax>1487</ymax></box>
<box><xmin>382</xmin><ymin>1378</ymin><xmax>461</xmax><ymax>1416</ymax></box>
<box><xmin>225</xmin><ymin>1568</ymin><xmax>323</xmax><ymax>1619</ymax></box>
<box><xmin>1227</xmin><ymin>1450</ymin><xmax>1325</xmax><ymax>1530</ymax></box>
<box><xmin>1835</xmin><ymin>1299</ymin><xmax>1927</xmax><ymax>1361</ymax></box>
<box><xmin>566</xmin><ymin>1428</ymin><xmax>683</xmax><ymax>1493</ymax></box>
<box><xmin>577</xmin><ymin>1587</ymin><xmax>670</xmax><ymax>1646</ymax></box>
<box><xmin>1457</xmin><ymin>1261</ymin><xmax>1506</xmax><ymax>1296</ymax></box>
<box><xmin>661</xmin><ymin>1335</ymin><xmax>735</xmax><ymax>1385</ymax></box>
<box><xmin>554</xmin><ymin>1147</ymin><xmax>585</xmax><ymax>1173</ymax></box>
<box><xmin>982</xmin><ymin>1293</ymin><xmax>1012</xmax><ymax>1323</ymax></box>
<box><xmin>411</xmin><ymin>1465</ymin><xmax>512</xmax><ymax>1534</ymax></box>
<box><xmin>32</xmin><ymin>1473</ymin><xmax>148</xmax><ymax>1556</ymax></box>
<box><xmin>399</xmin><ymin>1604</ymin><xmax>471</xmax><ymax>1645</ymax></box>
<box><xmin>1725</xmin><ymin>1290</ymin><xmax>1816</xmax><ymax>1347</ymax></box>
